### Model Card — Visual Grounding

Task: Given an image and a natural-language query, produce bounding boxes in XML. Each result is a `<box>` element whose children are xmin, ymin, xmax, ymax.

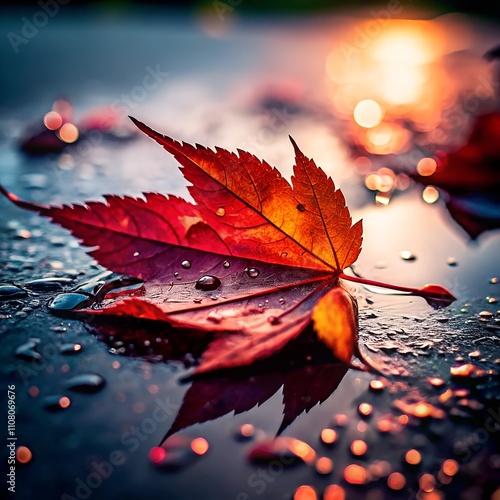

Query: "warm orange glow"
<box><xmin>398</xmin><ymin>415</ymin><xmax>409</xmax><ymax>425</ymax></box>
<box><xmin>394</xmin><ymin>400</ymin><xmax>445</xmax><ymax>419</ymax></box>
<box><xmin>442</xmin><ymin>459</ymin><xmax>459</xmax><ymax>476</ymax></box>
<box><xmin>387</xmin><ymin>472</ymin><xmax>406</xmax><ymax>490</ymax></box>
<box><xmin>367</xmin><ymin>124</ymin><xmax>392</xmax><ymax>146</ymax></box>
<box><xmin>419</xmin><ymin>473</ymin><xmax>436</xmax><ymax>492</ymax></box>
<box><xmin>415</xmin><ymin>403</ymin><xmax>432</xmax><ymax>418</ymax></box>
<box><xmin>417</xmin><ymin>157</ymin><xmax>437</xmax><ymax>176</ymax></box>
<box><xmin>315</xmin><ymin>457</ymin><xmax>333</xmax><ymax>475</ymax></box>
<box><xmin>405</xmin><ymin>449</ymin><xmax>422</xmax><ymax>465</ymax></box>
<box><xmin>369</xmin><ymin>460</ymin><xmax>391</xmax><ymax>478</ymax></box>
<box><xmin>358</xmin><ymin>403</ymin><xmax>373</xmax><ymax>417</ymax></box>
<box><xmin>28</xmin><ymin>386</ymin><xmax>39</xmax><ymax>397</ymax></box>
<box><xmin>320</xmin><ymin>428</ymin><xmax>337</xmax><ymax>445</ymax></box>
<box><xmin>344</xmin><ymin>464</ymin><xmax>366</xmax><ymax>485</ymax></box>
<box><xmin>423</xmin><ymin>186</ymin><xmax>439</xmax><ymax>204</ymax></box>
<box><xmin>334</xmin><ymin>414</ymin><xmax>348</xmax><ymax>427</ymax></box>
<box><xmin>44</xmin><ymin>111</ymin><xmax>63</xmax><ymax>130</ymax></box>
<box><xmin>58</xmin><ymin>123</ymin><xmax>79</xmax><ymax>143</ymax></box>
<box><xmin>240</xmin><ymin>424</ymin><xmax>255</xmax><ymax>438</ymax></box>
<box><xmin>291</xmin><ymin>439</ymin><xmax>316</xmax><ymax>464</ymax></box>
<box><xmin>324</xmin><ymin>484</ymin><xmax>345</xmax><ymax>500</ymax></box>
<box><xmin>191</xmin><ymin>437</ymin><xmax>209</xmax><ymax>455</ymax></box>
<box><xmin>350</xmin><ymin>439</ymin><xmax>368</xmax><ymax>456</ymax></box>
<box><xmin>353</xmin><ymin>99</ymin><xmax>383</xmax><ymax>128</ymax></box>
<box><xmin>377</xmin><ymin>416</ymin><xmax>394</xmax><ymax>433</ymax></box>
<box><xmin>147</xmin><ymin>384</ymin><xmax>159</xmax><ymax>394</ymax></box>
<box><xmin>357</xmin><ymin>421</ymin><xmax>368</xmax><ymax>433</ymax></box>
<box><xmin>365</xmin><ymin>173</ymin><xmax>382</xmax><ymax>191</ymax></box>
<box><xmin>293</xmin><ymin>485</ymin><xmax>317</xmax><ymax>500</ymax></box>
<box><xmin>16</xmin><ymin>446</ymin><xmax>32</xmax><ymax>464</ymax></box>
<box><xmin>395</xmin><ymin>174</ymin><xmax>411</xmax><ymax>190</ymax></box>
<box><xmin>59</xmin><ymin>396</ymin><xmax>71</xmax><ymax>409</ymax></box>
<box><xmin>450</xmin><ymin>363</ymin><xmax>485</xmax><ymax>377</ymax></box>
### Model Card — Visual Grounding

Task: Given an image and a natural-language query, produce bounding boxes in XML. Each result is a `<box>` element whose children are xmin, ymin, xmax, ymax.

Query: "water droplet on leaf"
<box><xmin>216</xmin><ymin>207</ymin><xmax>225</xmax><ymax>217</ymax></box>
<box><xmin>195</xmin><ymin>275</ymin><xmax>221</xmax><ymax>291</ymax></box>
<box><xmin>245</xmin><ymin>267</ymin><xmax>260</xmax><ymax>278</ymax></box>
<box><xmin>181</xmin><ymin>260</ymin><xmax>191</xmax><ymax>269</ymax></box>
<box><xmin>223</xmin><ymin>261</ymin><xmax>230</xmax><ymax>268</ymax></box>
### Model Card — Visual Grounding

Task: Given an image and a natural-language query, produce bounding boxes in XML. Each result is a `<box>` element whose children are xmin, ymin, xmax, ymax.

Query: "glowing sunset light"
<box><xmin>354</xmin><ymin>99</ymin><xmax>383</xmax><ymax>128</ymax></box>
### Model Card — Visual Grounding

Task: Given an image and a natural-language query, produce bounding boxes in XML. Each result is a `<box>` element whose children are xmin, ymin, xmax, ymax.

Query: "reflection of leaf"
<box><xmin>278</xmin><ymin>363</ymin><xmax>347</xmax><ymax>434</ymax></box>
<box><xmin>412</xmin><ymin>112</ymin><xmax>500</xmax><ymax>239</ymax></box>
<box><xmin>91</xmin><ymin>317</ymin><xmax>348</xmax><ymax>441</ymax></box>
<box><xmin>165</xmin><ymin>361</ymin><xmax>347</xmax><ymax>440</ymax></box>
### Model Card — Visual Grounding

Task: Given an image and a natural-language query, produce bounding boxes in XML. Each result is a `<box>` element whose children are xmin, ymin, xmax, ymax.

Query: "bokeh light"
<box><xmin>353</xmin><ymin>99</ymin><xmax>383</xmax><ymax>128</ymax></box>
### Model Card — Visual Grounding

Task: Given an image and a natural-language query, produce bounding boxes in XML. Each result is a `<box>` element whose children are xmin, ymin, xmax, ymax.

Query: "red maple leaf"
<box><xmin>0</xmin><ymin>118</ymin><xmax>455</xmax><ymax>374</ymax></box>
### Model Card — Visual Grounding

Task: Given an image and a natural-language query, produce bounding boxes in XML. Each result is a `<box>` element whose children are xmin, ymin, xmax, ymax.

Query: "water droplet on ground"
<box><xmin>195</xmin><ymin>275</ymin><xmax>221</xmax><ymax>291</ymax></box>
<box><xmin>60</xmin><ymin>343</ymin><xmax>83</xmax><ymax>355</ymax></box>
<box><xmin>400</xmin><ymin>250</ymin><xmax>416</xmax><ymax>261</ymax></box>
<box><xmin>248</xmin><ymin>437</ymin><xmax>315</xmax><ymax>465</ymax></box>
<box><xmin>405</xmin><ymin>449</ymin><xmax>421</xmax><ymax>465</ymax></box>
<box><xmin>51</xmin><ymin>325</ymin><xmax>67</xmax><ymax>333</ymax></box>
<box><xmin>0</xmin><ymin>283</ymin><xmax>27</xmax><ymax>300</ymax></box>
<box><xmin>350</xmin><ymin>440</ymin><xmax>368</xmax><ymax>456</ymax></box>
<box><xmin>149</xmin><ymin>436</ymin><xmax>207</xmax><ymax>469</ymax></box>
<box><xmin>43</xmin><ymin>395</ymin><xmax>71</xmax><ymax>411</ymax></box>
<box><xmin>358</xmin><ymin>403</ymin><xmax>373</xmax><ymax>417</ymax></box>
<box><xmin>479</xmin><ymin>311</ymin><xmax>494</xmax><ymax>318</ymax></box>
<box><xmin>369</xmin><ymin>380</ymin><xmax>385</xmax><ymax>391</ymax></box>
<box><xmin>320</xmin><ymin>428</ymin><xmax>337</xmax><ymax>445</ymax></box>
<box><xmin>245</xmin><ymin>267</ymin><xmax>260</xmax><ymax>278</ymax></box>
<box><xmin>24</xmin><ymin>277</ymin><xmax>74</xmax><ymax>291</ymax></box>
<box><xmin>234</xmin><ymin>423</ymin><xmax>255</xmax><ymax>441</ymax></box>
<box><xmin>294</xmin><ymin>485</ymin><xmax>318</xmax><ymax>499</ymax></box>
<box><xmin>447</xmin><ymin>257</ymin><xmax>458</xmax><ymax>266</ymax></box>
<box><xmin>16</xmin><ymin>446</ymin><xmax>32</xmax><ymax>464</ymax></box>
<box><xmin>48</xmin><ymin>293</ymin><xmax>95</xmax><ymax>312</ymax></box>
<box><xmin>387</xmin><ymin>472</ymin><xmax>406</xmax><ymax>490</ymax></box>
<box><xmin>65</xmin><ymin>373</ymin><xmax>105</xmax><ymax>393</ymax></box>
<box><xmin>428</xmin><ymin>377</ymin><xmax>445</xmax><ymax>388</ymax></box>
<box><xmin>15</xmin><ymin>339</ymin><xmax>41</xmax><ymax>361</ymax></box>
<box><xmin>490</xmin><ymin>277</ymin><xmax>499</xmax><ymax>284</ymax></box>
<box><xmin>181</xmin><ymin>260</ymin><xmax>191</xmax><ymax>269</ymax></box>
<box><xmin>344</xmin><ymin>464</ymin><xmax>367</xmax><ymax>485</ymax></box>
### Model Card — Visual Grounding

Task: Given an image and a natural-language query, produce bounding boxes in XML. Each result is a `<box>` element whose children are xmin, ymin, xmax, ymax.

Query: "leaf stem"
<box><xmin>339</xmin><ymin>273</ymin><xmax>447</xmax><ymax>299</ymax></box>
